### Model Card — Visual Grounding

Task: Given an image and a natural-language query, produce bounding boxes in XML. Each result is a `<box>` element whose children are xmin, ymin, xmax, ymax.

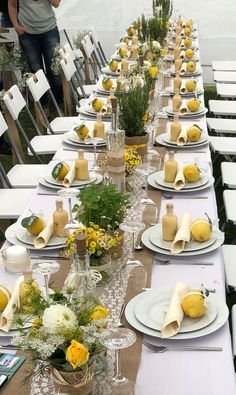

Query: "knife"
<box><xmin>153</xmin><ymin>258</ymin><xmax>214</xmax><ymax>266</ymax></box>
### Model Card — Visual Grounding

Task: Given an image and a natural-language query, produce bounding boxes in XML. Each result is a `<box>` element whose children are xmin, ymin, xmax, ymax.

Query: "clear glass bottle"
<box><xmin>170</xmin><ymin>113</ymin><xmax>181</xmax><ymax>141</ymax></box>
<box><xmin>164</xmin><ymin>151</ymin><xmax>177</xmax><ymax>182</ymax></box>
<box><xmin>106</xmin><ymin>97</ymin><xmax>126</xmax><ymax>192</ymax></box>
<box><xmin>162</xmin><ymin>203</ymin><xmax>178</xmax><ymax>241</ymax></box>
<box><xmin>64</xmin><ymin>233</ymin><xmax>99</xmax><ymax>305</ymax></box>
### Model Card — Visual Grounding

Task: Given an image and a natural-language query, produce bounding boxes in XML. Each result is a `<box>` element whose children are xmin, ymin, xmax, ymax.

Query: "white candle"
<box><xmin>3</xmin><ymin>246</ymin><xmax>30</xmax><ymax>274</ymax></box>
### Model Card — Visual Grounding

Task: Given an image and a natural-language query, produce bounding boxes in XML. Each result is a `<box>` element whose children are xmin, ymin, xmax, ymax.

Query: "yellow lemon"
<box><xmin>0</xmin><ymin>285</ymin><xmax>11</xmax><ymax>311</ymax></box>
<box><xmin>185</xmin><ymin>48</ymin><xmax>194</xmax><ymax>59</ymax></box>
<box><xmin>183</xmin><ymin>164</ymin><xmax>200</xmax><ymax>182</ymax></box>
<box><xmin>118</xmin><ymin>47</ymin><xmax>128</xmax><ymax>58</ymax></box>
<box><xmin>184</xmin><ymin>38</ymin><xmax>192</xmax><ymax>48</ymax></box>
<box><xmin>185</xmin><ymin>19</ymin><xmax>193</xmax><ymax>28</ymax></box>
<box><xmin>187</xmin><ymin>125</ymin><xmax>201</xmax><ymax>142</ymax></box>
<box><xmin>21</xmin><ymin>215</ymin><xmax>45</xmax><ymax>235</ymax></box>
<box><xmin>149</xmin><ymin>66</ymin><xmax>159</xmax><ymax>79</ymax></box>
<box><xmin>185</xmin><ymin>79</ymin><xmax>196</xmax><ymax>92</ymax></box>
<box><xmin>91</xmin><ymin>98</ymin><xmax>103</xmax><ymax>112</ymax></box>
<box><xmin>109</xmin><ymin>60</ymin><xmax>118</xmax><ymax>72</ymax></box>
<box><xmin>181</xmin><ymin>290</ymin><xmax>207</xmax><ymax>318</ymax></box>
<box><xmin>187</xmin><ymin>98</ymin><xmax>200</xmax><ymax>112</ymax></box>
<box><xmin>127</xmin><ymin>26</ymin><xmax>135</xmax><ymax>37</ymax></box>
<box><xmin>51</xmin><ymin>162</ymin><xmax>70</xmax><ymax>180</ymax></box>
<box><xmin>75</xmin><ymin>124</ymin><xmax>89</xmax><ymax>140</ymax></box>
<box><xmin>191</xmin><ymin>218</ymin><xmax>212</xmax><ymax>242</ymax></box>
<box><xmin>186</xmin><ymin>61</ymin><xmax>196</xmax><ymax>72</ymax></box>
<box><xmin>184</xmin><ymin>27</ymin><xmax>192</xmax><ymax>37</ymax></box>
<box><xmin>102</xmin><ymin>77</ymin><xmax>113</xmax><ymax>91</ymax></box>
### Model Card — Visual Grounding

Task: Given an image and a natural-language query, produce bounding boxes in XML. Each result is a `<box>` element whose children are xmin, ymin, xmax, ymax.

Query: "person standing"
<box><xmin>8</xmin><ymin>0</ymin><xmax>63</xmax><ymax>112</ymax></box>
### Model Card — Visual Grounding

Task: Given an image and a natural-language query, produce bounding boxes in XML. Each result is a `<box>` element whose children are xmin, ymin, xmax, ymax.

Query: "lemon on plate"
<box><xmin>184</xmin><ymin>38</ymin><xmax>192</xmax><ymax>48</ymax></box>
<box><xmin>185</xmin><ymin>48</ymin><xmax>194</xmax><ymax>60</ymax></box>
<box><xmin>187</xmin><ymin>98</ymin><xmax>200</xmax><ymax>112</ymax></box>
<box><xmin>102</xmin><ymin>77</ymin><xmax>113</xmax><ymax>91</ymax></box>
<box><xmin>191</xmin><ymin>218</ymin><xmax>212</xmax><ymax>242</ymax></box>
<box><xmin>183</xmin><ymin>164</ymin><xmax>200</xmax><ymax>182</ymax></box>
<box><xmin>0</xmin><ymin>285</ymin><xmax>11</xmax><ymax>311</ymax></box>
<box><xmin>187</xmin><ymin>124</ymin><xmax>202</xmax><ymax>141</ymax></box>
<box><xmin>181</xmin><ymin>289</ymin><xmax>207</xmax><ymax>318</ymax></box>
<box><xmin>74</xmin><ymin>124</ymin><xmax>89</xmax><ymax>140</ymax></box>
<box><xmin>21</xmin><ymin>214</ymin><xmax>45</xmax><ymax>235</ymax></box>
<box><xmin>186</xmin><ymin>61</ymin><xmax>196</xmax><ymax>72</ymax></box>
<box><xmin>118</xmin><ymin>47</ymin><xmax>128</xmax><ymax>58</ymax></box>
<box><xmin>109</xmin><ymin>60</ymin><xmax>118</xmax><ymax>72</ymax></box>
<box><xmin>91</xmin><ymin>98</ymin><xmax>103</xmax><ymax>112</ymax></box>
<box><xmin>51</xmin><ymin>162</ymin><xmax>70</xmax><ymax>180</ymax></box>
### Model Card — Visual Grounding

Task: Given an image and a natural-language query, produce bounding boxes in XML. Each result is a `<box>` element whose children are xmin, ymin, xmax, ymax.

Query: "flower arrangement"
<box><xmin>0</xmin><ymin>45</ymin><xmax>27</xmax><ymax>71</ymax></box>
<box><xmin>73</xmin><ymin>30</ymin><xmax>90</xmax><ymax>50</ymax></box>
<box><xmin>124</xmin><ymin>148</ymin><xmax>142</xmax><ymax>175</ymax></box>
<box><xmin>12</xmin><ymin>283</ymin><xmax>109</xmax><ymax>383</ymax></box>
<box><xmin>51</xmin><ymin>43</ymin><xmax>63</xmax><ymax>75</ymax></box>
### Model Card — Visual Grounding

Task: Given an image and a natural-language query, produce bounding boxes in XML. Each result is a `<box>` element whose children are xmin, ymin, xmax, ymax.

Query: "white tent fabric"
<box><xmin>56</xmin><ymin>0</ymin><xmax>236</xmax><ymax>83</ymax></box>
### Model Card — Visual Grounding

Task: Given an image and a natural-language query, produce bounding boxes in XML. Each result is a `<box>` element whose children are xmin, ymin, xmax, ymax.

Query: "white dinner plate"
<box><xmin>38</xmin><ymin>174</ymin><xmax>103</xmax><ymax>190</ymax></box>
<box><xmin>155</xmin><ymin>134</ymin><xmax>209</xmax><ymax>149</ymax></box>
<box><xmin>15</xmin><ymin>227</ymin><xmax>67</xmax><ymax>247</ymax></box>
<box><xmin>125</xmin><ymin>289</ymin><xmax>228</xmax><ymax>340</ymax></box>
<box><xmin>162</xmin><ymin>132</ymin><xmax>208</xmax><ymax>146</ymax></box>
<box><xmin>148</xmin><ymin>172</ymin><xmax>214</xmax><ymax>193</ymax></box>
<box><xmin>134</xmin><ymin>289</ymin><xmax>217</xmax><ymax>333</ymax></box>
<box><xmin>44</xmin><ymin>174</ymin><xmax>97</xmax><ymax>187</ymax></box>
<box><xmin>66</xmin><ymin>131</ymin><xmax>106</xmax><ymax>146</ymax></box>
<box><xmin>101</xmin><ymin>66</ymin><xmax>120</xmax><ymax>77</ymax></box>
<box><xmin>5</xmin><ymin>223</ymin><xmax>66</xmax><ymax>251</ymax></box>
<box><xmin>166</xmin><ymin>87</ymin><xmax>203</xmax><ymax>96</ymax></box>
<box><xmin>63</xmin><ymin>133</ymin><xmax>106</xmax><ymax>148</ymax></box>
<box><xmin>170</xmin><ymin>68</ymin><xmax>202</xmax><ymax>77</ymax></box>
<box><xmin>79</xmin><ymin>106</ymin><xmax>111</xmax><ymax>120</ymax></box>
<box><xmin>149</xmin><ymin>224</ymin><xmax>216</xmax><ymax>252</ymax></box>
<box><xmin>165</xmin><ymin>106</ymin><xmax>208</xmax><ymax>118</ymax></box>
<box><xmin>153</xmin><ymin>170</ymin><xmax>208</xmax><ymax>190</ymax></box>
<box><xmin>141</xmin><ymin>226</ymin><xmax>224</xmax><ymax>256</ymax></box>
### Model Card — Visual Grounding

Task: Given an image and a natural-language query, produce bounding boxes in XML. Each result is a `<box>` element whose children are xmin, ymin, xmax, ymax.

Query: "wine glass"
<box><xmin>119</xmin><ymin>220</ymin><xmax>145</xmax><ymax>264</ymax></box>
<box><xmin>30</xmin><ymin>260</ymin><xmax>60</xmax><ymax>301</ymax></box>
<box><xmin>135</xmin><ymin>163</ymin><xmax>156</xmax><ymax>205</ymax></box>
<box><xmin>99</xmin><ymin>327</ymin><xmax>137</xmax><ymax>395</ymax></box>
<box><xmin>57</xmin><ymin>188</ymin><xmax>81</xmax><ymax>230</ymax></box>
<box><xmin>85</xmin><ymin>137</ymin><xmax>104</xmax><ymax>172</ymax></box>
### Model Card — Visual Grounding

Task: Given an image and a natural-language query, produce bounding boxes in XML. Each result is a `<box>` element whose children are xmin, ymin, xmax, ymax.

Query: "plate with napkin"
<box><xmin>134</xmin><ymin>285</ymin><xmax>217</xmax><ymax>337</ymax></box>
<box><xmin>125</xmin><ymin>288</ymin><xmax>228</xmax><ymax>340</ymax></box>
<box><xmin>162</xmin><ymin>133</ymin><xmax>208</xmax><ymax>147</ymax></box>
<box><xmin>165</xmin><ymin>105</ymin><xmax>208</xmax><ymax>118</ymax></box>
<box><xmin>39</xmin><ymin>173</ymin><xmax>103</xmax><ymax>191</ymax></box>
<box><xmin>153</xmin><ymin>169</ymin><xmax>209</xmax><ymax>191</ymax></box>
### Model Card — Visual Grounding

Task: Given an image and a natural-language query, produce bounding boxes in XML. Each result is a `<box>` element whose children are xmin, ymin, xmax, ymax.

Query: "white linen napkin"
<box><xmin>171</xmin><ymin>212</ymin><xmax>192</xmax><ymax>254</ymax></box>
<box><xmin>180</xmin><ymin>80</ymin><xmax>187</xmax><ymax>94</ymax></box>
<box><xmin>63</xmin><ymin>162</ymin><xmax>75</xmax><ymax>188</ymax></box>
<box><xmin>180</xmin><ymin>62</ymin><xmax>187</xmax><ymax>75</ymax></box>
<box><xmin>177</xmin><ymin>127</ymin><xmax>188</xmax><ymax>146</ymax></box>
<box><xmin>180</xmin><ymin>50</ymin><xmax>185</xmax><ymax>59</ymax></box>
<box><xmin>0</xmin><ymin>276</ymin><xmax>24</xmax><ymax>332</ymax></box>
<box><xmin>179</xmin><ymin>100</ymin><xmax>188</xmax><ymax>115</ymax></box>
<box><xmin>161</xmin><ymin>282</ymin><xmax>190</xmax><ymax>338</ymax></box>
<box><xmin>34</xmin><ymin>215</ymin><xmax>54</xmax><ymax>249</ymax></box>
<box><xmin>174</xmin><ymin>162</ymin><xmax>185</xmax><ymax>190</ymax></box>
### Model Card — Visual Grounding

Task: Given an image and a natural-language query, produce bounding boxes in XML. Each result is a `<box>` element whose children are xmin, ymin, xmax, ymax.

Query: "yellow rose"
<box><xmin>149</xmin><ymin>66</ymin><xmax>159</xmax><ymax>79</ymax></box>
<box><xmin>66</xmin><ymin>340</ymin><xmax>89</xmax><ymax>369</ymax></box>
<box><xmin>90</xmin><ymin>305</ymin><xmax>109</xmax><ymax>321</ymax></box>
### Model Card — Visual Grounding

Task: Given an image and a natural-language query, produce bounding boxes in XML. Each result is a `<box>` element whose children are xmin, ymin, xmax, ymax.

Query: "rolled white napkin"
<box><xmin>177</xmin><ymin>127</ymin><xmax>188</xmax><ymax>145</ymax></box>
<box><xmin>180</xmin><ymin>39</ymin><xmax>185</xmax><ymax>48</ymax></box>
<box><xmin>161</xmin><ymin>282</ymin><xmax>190</xmax><ymax>338</ymax></box>
<box><xmin>116</xmin><ymin>62</ymin><xmax>122</xmax><ymax>73</ymax></box>
<box><xmin>180</xmin><ymin>50</ymin><xmax>185</xmax><ymax>59</ymax></box>
<box><xmin>174</xmin><ymin>162</ymin><xmax>185</xmax><ymax>190</ymax></box>
<box><xmin>0</xmin><ymin>276</ymin><xmax>23</xmax><ymax>332</ymax></box>
<box><xmin>179</xmin><ymin>100</ymin><xmax>188</xmax><ymax>115</ymax></box>
<box><xmin>180</xmin><ymin>80</ymin><xmax>187</xmax><ymax>94</ymax></box>
<box><xmin>34</xmin><ymin>215</ymin><xmax>54</xmax><ymax>249</ymax></box>
<box><xmin>171</xmin><ymin>212</ymin><xmax>192</xmax><ymax>254</ymax></box>
<box><xmin>180</xmin><ymin>62</ymin><xmax>187</xmax><ymax>75</ymax></box>
<box><xmin>63</xmin><ymin>162</ymin><xmax>75</xmax><ymax>188</ymax></box>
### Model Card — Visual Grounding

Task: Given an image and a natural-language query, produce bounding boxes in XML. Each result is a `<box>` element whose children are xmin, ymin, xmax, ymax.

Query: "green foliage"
<box><xmin>0</xmin><ymin>45</ymin><xmax>27</xmax><ymax>71</ymax></box>
<box><xmin>77</xmin><ymin>184</ymin><xmax>130</xmax><ymax>231</ymax></box>
<box><xmin>117</xmin><ymin>77</ymin><xmax>152</xmax><ymax>136</ymax></box>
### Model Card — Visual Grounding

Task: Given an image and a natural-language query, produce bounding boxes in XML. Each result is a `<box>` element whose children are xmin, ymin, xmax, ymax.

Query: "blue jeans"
<box><xmin>19</xmin><ymin>26</ymin><xmax>63</xmax><ymax>108</ymax></box>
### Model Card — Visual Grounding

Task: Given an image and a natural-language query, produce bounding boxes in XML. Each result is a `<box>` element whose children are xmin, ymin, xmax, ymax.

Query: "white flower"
<box><xmin>42</xmin><ymin>305</ymin><xmax>77</xmax><ymax>334</ymax></box>
<box><xmin>144</xmin><ymin>60</ymin><xmax>152</xmax><ymax>70</ymax></box>
<box><xmin>152</xmin><ymin>40</ymin><xmax>161</xmax><ymax>50</ymax></box>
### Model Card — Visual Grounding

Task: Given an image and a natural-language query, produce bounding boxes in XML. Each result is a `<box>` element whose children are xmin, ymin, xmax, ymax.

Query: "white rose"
<box><xmin>42</xmin><ymin>305</ymin><xmax>77</xmax><ymax>334</ymax></box>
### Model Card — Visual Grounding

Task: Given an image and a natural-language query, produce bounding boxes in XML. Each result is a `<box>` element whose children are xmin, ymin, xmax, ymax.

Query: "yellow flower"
<box><xmin>149</xmin><ymin>66</ymin><xmax>159</xmax><ymax>79</ymax></box>
<box><xmin>90</xmin><ymin>305</ymin><xmax>109</xmax><ymax>321</ymax></box>
<box><xmin>32</xmin><ymin>317</ymin><xmax>43</xmax><ymax>329</ymax></box>
<box><xmin>90</xmin><ymin>241</ymin><xmax>96</xmax><ymax>248</ymax></box>
<box><xmin>66</xmin><ymin>340</ymin><xmax>89</xmax><ymax>369</ymax></box>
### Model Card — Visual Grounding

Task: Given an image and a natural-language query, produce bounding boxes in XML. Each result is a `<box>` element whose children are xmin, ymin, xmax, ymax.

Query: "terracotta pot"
<box><xmin>125</xmin><ymin>133</ymin><xmax>148</xmax><ymax>159</ymax></box>
<box><xmin>51</xmin><ymin>362</ymin><xmax>94</xmax><ymax>395</ymax></box>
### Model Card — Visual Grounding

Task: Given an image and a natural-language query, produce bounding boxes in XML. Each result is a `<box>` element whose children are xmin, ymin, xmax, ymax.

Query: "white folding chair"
<box><xmin>222</xmin><ymin>246</ymin><xmax>236</xmax><ymax>291</ymax></box>
<box><xmin>209</xmin><ymin>100</ymin><xmax>236</xmax><ymax>116</ymax></box>
<box><xmin>0</xmin><ymin>186</ymin><xmax>34</xmax><ymax>219</ymax></box>
<box><xmin>81</xmin><ymin>35</ymin><xmax>102</xmax><ymax>81</ymax></box>
<box><xmin>3</xmin><ymin>84</ymin><xmax>62</xmax><ymax>156</ymax></box>
<box><xmin>0</xmin><ymin>110</ymin><xmax>47</xmax><ymax>188</ymax></box>
<box><xmin>207</xmin><ymin>118</ymin><xmax>236</xmax><ymax>135</ymax></box>
<box><xmin>89</xmin><ymin>28</ymin><xmax>107</xmax><ymax>67</ymax></box>
<box><xmin>221</xmin><ymin>162</ymin><xmax>236</xmax><ymax>188</ymax></box>
<box><xmin>212</xmin><ymin>61</ymin><xmax>236</xmax><ymax>71</ymax></box>
<box><xmin>214</xmin><ymin>71</ymin><xmax>236</xmax><ymax>83</ymax></box>
<box><xmin>223</xmin><ymin>190</ymin><xmax>236</xmax><ymax>226</ymax></box>
<box><xmin>59</xmin><ymin>52</ymin><xmax>84</xmax><ymax>109</ymax></box>
<box><xmin>216</xmin><ymin>83</ymin><xmax>236</xmax><ymax>99</ymax></box>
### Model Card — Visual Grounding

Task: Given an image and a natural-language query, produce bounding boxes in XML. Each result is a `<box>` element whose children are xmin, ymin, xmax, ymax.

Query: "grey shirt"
<box><xmin>18</xmin><ymin>0</ymin><xmax>57</xmax><ymax>34</ymax></box>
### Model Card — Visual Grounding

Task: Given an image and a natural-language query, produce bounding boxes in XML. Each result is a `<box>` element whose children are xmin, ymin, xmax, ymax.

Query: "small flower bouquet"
<box><xmin>124</xmin><ymin>148</ymin><xmax>142</xmax><ymax>175</ymax></box>
<box><xmin>12</xmin><ymin>285</ymin><xmax>109</xmax><ymax>392</ymax></box>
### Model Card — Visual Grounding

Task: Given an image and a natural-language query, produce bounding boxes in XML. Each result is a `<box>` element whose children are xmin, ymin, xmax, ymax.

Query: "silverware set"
<box><xmin>153</xmin><ymin>257</ymin><xmax>214</xmax><ymax>266</ymax></box>
<box><xmin>143</xmin><ymin>341</ymin><xmax>223</xmax><ymax>353</ymax></box>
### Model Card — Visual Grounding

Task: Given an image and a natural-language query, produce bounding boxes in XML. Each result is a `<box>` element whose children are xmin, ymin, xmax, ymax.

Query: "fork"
<box><xmin>153</xmin><ymin>257</ymin><xmax>214</xmax><ymax>266</ymax></box>
<box><xmin>143</xmin><ymin>341</ymin><xmax>222</xmax><ymax>353</ymax></box>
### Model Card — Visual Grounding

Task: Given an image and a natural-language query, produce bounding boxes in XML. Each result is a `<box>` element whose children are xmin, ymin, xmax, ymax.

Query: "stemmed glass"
<box><xmin>30</xmin><ymin>260</ymin><xmax>60</xmax><ymax>301</ymax></box>
<box><xmin>119</xmin><ymin>220</ymin><xmax>145</xmax><ymax>264</ymax></box>
<box><xmin>57</xmin><ymin>188</ymin><xmax>81</xmax><ymax>230</ymax></box>
<box><xmin>135</xmin><ymin>163</ymin><xmax>156</xmax><ymax>205</ymax></box>
<box><xmin>100</xmin><ymin>327</ymin><xmax>137</xmax><ymax>395</ymax></box>
<box><xmin>85</xmin><ymin>137</ymin><xmax>104</xmax><ymax>172</ymax></box>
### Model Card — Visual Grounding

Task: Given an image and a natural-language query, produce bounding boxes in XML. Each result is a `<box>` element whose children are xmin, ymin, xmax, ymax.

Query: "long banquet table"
<box><xmin>1</xmin><ymin>21</ymin><xmax>236</xmax><ymax>395</ymax></box>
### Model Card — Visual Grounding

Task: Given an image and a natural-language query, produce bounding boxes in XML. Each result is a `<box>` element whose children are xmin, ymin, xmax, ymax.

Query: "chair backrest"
<box><xmin>81</xmin><ymin>34</ymin><xmax>96</xmax><ymax>59</ymax></box>
<box><xmin>89</xmin><ymin>28</ymin><xmax>107</xmax><ymax>66</ymax></box>
<box><xmin>60</xmin><ymin>43</ymin><xmax>76</xmax><ymax>61</ymax></box>
<box><xmin>26</xmin><ymin>69</ymin><xmax>50</xmax><ymax>102</ymax></box>
<box><xmin>0</xmin><ymin>111</ymin><xmax>8</xmax><ymax>137</ymax></box>
<box><xmin>60</xmin><ymin>53</ymin><xmax>77</xmax><ymax>82</ymax></box>
<box><xmin>3</xmin><ymin>85</ymin><xmax>26</xmax><ymax>120</ymax></box>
